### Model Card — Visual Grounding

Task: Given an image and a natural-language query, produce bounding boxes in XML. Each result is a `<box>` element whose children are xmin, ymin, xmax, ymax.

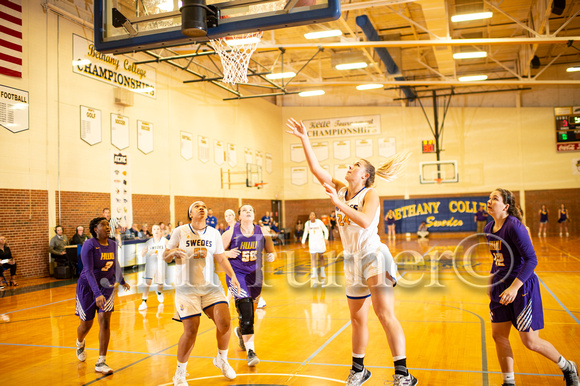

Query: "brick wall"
<box><xmin>243</xmin><ymin>199</ymin><xmax>274</xmax><ymax>226</ymax></box>
<box><xmin>55</xmin><ymin>191</ymin><xmax>110</xmax><ymax>238</ymax></box>
<box><xmin>284</xmin><ymin>199</ymin><xmax>335</xmax><ymax>240</ymax></box>
<box><xmin>0</xmin><ymin>189</ymin><xmax>49</xmax><ymax>277</ymax></box>
<box><xmin>524</xmin><ymin>188</ymin><xmax>579</xmax><ymax>236</ymax></box>
<box><xmin>132</xmin><ymin>194</ymin><xmax>171</xmax><ymax>228</ymax></box>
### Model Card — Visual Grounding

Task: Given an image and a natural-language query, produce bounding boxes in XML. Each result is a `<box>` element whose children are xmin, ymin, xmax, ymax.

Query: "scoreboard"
<box><xmin>554</xmin><ymin>107</ymin><xmax>580</xmax><ymax>152</ymax></box>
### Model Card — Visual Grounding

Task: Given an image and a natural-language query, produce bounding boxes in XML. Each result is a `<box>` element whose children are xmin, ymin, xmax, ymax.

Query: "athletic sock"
<box><xmin>558</xmin><ymin>356</ymin><xmax>573</xmax><ymax>372</ymax></box>
<box><xmin>352</xmin><ymin>353</ymin><xmax>365</xmax><ymax>373</ymax></box>
<box><xmin>98</xmin><ymin>355</ymin><xmax>106</xmax><ymax>364</ymax></box>
<box><xmin>218</xmin><ymin>348</ymin><xmax>228</xmax><ymax>360</ymax></box>
<box><xmin>320</xmin><ymin>267</ymin><xmax>325</xmax><ymax>277</ymax></box>
<box><xmin>393</xmin><ymin>356</ymin><xmax>408</xmax><ymax>376</ymax></box>
<box><xmin>502</xmin><ymin>372</ymin><xmax>515</xmax><ymax>383</ymax></box>
<box><xmin>176</xmin><ymin>360</ymin><xmax>187</xmax><ymax>374</ymax></box>
<box><xmin>76</xmin><ymin>339</ymin><xmax>84</xmax><ymax>347</ymax></box>
<box><xmin>245</xmin><ymin>338</ymin><xmax>255</xmax><ymax>353</ymax></box>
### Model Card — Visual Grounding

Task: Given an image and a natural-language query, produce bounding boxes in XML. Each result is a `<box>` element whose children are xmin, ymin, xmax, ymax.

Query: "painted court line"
<box><xmin>1</xmin><ymin>297</ymin><xmax>75</xmax><ymax>314</ymax></box>
<box><xmin>303</xmin><ymin>321</ymin><xmax>351</xmax><ymax>365</ymax></box>
<box><xmin>538</xmin><ymin>276</ymin><xmax>580</xmax><ymax>326</ymax></box>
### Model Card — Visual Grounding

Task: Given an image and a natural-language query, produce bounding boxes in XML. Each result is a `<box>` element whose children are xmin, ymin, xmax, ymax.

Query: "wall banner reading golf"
<box><xmin>383</xmin><ymin>196</ymin><xmax>490</xmax><ymax>233</ymax></box>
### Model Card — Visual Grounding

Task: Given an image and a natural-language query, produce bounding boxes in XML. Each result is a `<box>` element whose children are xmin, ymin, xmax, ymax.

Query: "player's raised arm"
<box><xmin>286</xmin><ymin>118</ymin><xmax>344</xmax><ymax>190</ymax></box>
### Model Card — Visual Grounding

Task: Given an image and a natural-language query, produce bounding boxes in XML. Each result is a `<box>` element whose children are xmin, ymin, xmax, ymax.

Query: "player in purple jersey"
<box><xmin>222</xmin><ymin>204</ymin><xmax>276</xmax><ymax>367</ymax></box>
<box><xmin>485</xmin><ymin>189</ymin><xmax>579</xmax><ymax>386</ymax></box>
<box><xmin>538</xmin><ymin>204</ymin><xmax>549</xmax><ymax>237</ymax></box>
<box><xmin>75</xmin><ymin>217</ymin><xmax>130</xmax><ymax>375</ymax></box>
<box><xmin>558</xmin><ymin>204</ymin><xmax>570</xmax><ymax>237</ymax></box>
<box><xmin>287</xmin><ymin>118</ymin><xmax>416</xmax><ymax>386</ymax></box>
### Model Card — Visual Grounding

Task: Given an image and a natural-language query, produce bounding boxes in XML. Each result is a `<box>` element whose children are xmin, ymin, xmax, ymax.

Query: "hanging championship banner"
<box><xmin>137</xmin><ymin>120</ymin><xmax>153</xmax><ymax>154</ymax></box>
<box><xmin>0</xmin><ymin>84</ymin><xmax>28</xmax><ymax>133</ymax></box>
<box><xmin>72</xmin><ymin>34</ymin><xmax>156</xmax><ymax>98</ymax></box>
<box><xmin>303</xmin><ymin>115</ymin><xmax>381</xmax><ymax>138</ymax></box>
<box><xmin>227</xmin><ymin>143</ymin><xmax>237</xmax><ymax>167</ymax></box>
<box><xmin>198</xmin><ymin>136</ymin><xmax>209</xmax><ymax>163</ymax></box>
<box><xmin>214</xmin><ymin>140</ymin><xmax>225</xmax><ymax>165</ymax></box>
<box><xmin>111</xmin><ymin>151</ymin><xmax>132</xmax><ymax>231</ymax></box>
<box><xmin>265</xmin><ymin>153</ymin><xmax>273</xmax><ymax>174</ymax></box>
<box><xmin>80</xmin><ymin>106</ymin><xmax>101</xmax><ymax>145</ymax></box>
<box><xmin>180</xmin><ymin>131</ymin><xmax>193</xmax><ymax>160</ymax></box>
<box><xmin>111</xmin><ymin>114</ymin><xmax>129</xmax><ymax>150</ymax></box>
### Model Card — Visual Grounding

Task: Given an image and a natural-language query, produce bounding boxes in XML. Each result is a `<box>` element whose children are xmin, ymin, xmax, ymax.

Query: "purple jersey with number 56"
<box><xmin>229</xmin><ymin>223</ymin><xmax>265</xmax><ymax>274</ymax></box>
<box><xmin>78</xmin><ymin>238</ymin><xmax>124</xmax><ymax>298</ymax></box>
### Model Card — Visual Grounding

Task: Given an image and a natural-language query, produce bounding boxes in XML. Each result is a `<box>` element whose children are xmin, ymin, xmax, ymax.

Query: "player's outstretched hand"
<box><xmin>323</xmin><ymin>183</ymin><xmax>340</xmax><ymax>206</ymax></box>
<box><xmin>225</xmin><ymin>248</ymin><xmax>241</xmax><ymax>259</ymax></box>
<box><xmin>285</xmin><ymin>118</ymin><xmax>308</xmax><ymax>140</ymax></box>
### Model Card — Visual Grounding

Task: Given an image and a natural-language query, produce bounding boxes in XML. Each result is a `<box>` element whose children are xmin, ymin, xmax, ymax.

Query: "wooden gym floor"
<box><xmin>0</xmin><ymin>234</ymin><xmax>578</xmax><ymax>385</ymax></box>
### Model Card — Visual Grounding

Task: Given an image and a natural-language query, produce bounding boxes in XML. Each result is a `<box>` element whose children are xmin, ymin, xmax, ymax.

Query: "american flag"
<box><xmin>0</xmin><ymin>0</ymin><xmax>22</xmax><ymax>78</ymax></box>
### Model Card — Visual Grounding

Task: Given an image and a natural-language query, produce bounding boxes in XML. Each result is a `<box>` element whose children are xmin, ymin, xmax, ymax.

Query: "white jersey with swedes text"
<box><xmin>302</xmin><ymin>219</ymin><xmax>328</xmax><ymax>254</ymax></box>
<box><xmin>144</xmin><ymin>236</ymin><xmax>168</xmax><ymax>282</ymax></box>
<box><xmin>336</xmin><ymin>186</ymin><xmax>382</xmax><ymax>256</ymax></box>
<box><xmin>167</xmin><ymin>224</ymin><xmax>225</xmax><ymax>294</ymax></box>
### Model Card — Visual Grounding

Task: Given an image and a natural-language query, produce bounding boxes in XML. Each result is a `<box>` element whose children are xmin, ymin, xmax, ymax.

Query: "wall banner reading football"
<box><xmin>383</xmin><ymin>196</ymin><xmax>490</xmax><ymax>233</ymax></box>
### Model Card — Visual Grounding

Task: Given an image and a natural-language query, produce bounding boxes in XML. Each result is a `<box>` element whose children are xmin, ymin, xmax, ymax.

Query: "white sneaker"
<box><xmin>76</xmin><ymin>341</ymin><xmax>86</xmax><ymax>362</ymax></box>
<box><xmin>538</xmin><ymin>232</ymin><xmax>541</xmax><ymax>237</ymax></box>
<box><xmin>560</xmin><ymin>232</ymin><xmax>563</xmax><ymax>237</ymax></box>
<box><xmin>257</xmin><ymin>297</ymin><xmax>267</xmax><ymax>309</ymax></box>
<box><xmin>157</xmin><ymin>292</ymin><xmax>164</xmax><ymax>303</ymax></box>
<box><xmin>543</xmin><ymin>233</ymin><xmax>547</xmax><ymax>237</ymax></box>
<box><xmin>393</xmin><ymin>372</ymin><xmax>418</xmax><ymax>386</ymax></box>
<box><xmin>566</xmin><ymin>232</ymin><xmax>570</xmax><ymax>237</ymax></box>
<box><xmin>346</xmin><ymin>368</ymin><xmax>371</xmax><ymax>385</ymax></box>
<box><xmin>173</xmin><ymin>371</ymin><xmax>189</xmax><ymax>386</ymax></box>
<box><xmin>138</xmin><ymin>301</ymin><xmax>147</xmax><ymax>311</ymax></box>
<box><xmin>320</xmin><ymin>267</ymin><xmax>326</xmax><ymax>278</ymax></box>
<box><xmin>95</xmin><ymin>361</ymin><xmax>113</xmax><ymax>375</ymax></box>
<box><xmin>213</xmin><ymin>355</ymin><xmax>236</xmax><ymax>380</ymax></box>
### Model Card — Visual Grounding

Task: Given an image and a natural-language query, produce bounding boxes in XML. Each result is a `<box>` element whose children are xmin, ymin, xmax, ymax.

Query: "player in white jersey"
<box><xmin>138</xmin><ymin>224</ymin><xmax>168</xmax><ymax>312</ymax></box>
<box><xmin>164</xmin><ymin>201</ymin><xmax>241</xmax><ymax>386</ymax></box>
<box><xmin>287</xmin><ymin>118</ymin><xmax>417</xmax><ymax>386</ymax></box>
<box><xmin>302</xmin><ymin>212</ymin><xmax>329</xmax><ymax>282</ymax></box>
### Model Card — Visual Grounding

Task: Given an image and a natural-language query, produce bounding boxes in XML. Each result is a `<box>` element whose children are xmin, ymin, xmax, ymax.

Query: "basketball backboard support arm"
<box><xmin>94</xmin><ymin>0</ymin><xmax>341</xmax><ymax>54</ymax></box>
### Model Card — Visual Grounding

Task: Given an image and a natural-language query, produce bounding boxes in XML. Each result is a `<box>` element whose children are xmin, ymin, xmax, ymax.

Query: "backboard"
<box><xmin>246</xmin><ymin>163</ymin><xmax>263</xmax><ymax>187</ymax></box>
<box><xmin>419</xmin><ymin>160</ymin><xmax>458</xmax><ymax>184</ymax></box>
<box><xmin>94</xmin><ymin>0</ymin><xmax>340</xmax><ymax>54</ymax></box>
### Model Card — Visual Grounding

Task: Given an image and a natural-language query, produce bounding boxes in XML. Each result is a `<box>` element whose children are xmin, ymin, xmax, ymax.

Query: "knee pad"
<box><xmin>235</xmin><ymin>297</ymin><xmax>254</xmax><ymax>335</ymax></box>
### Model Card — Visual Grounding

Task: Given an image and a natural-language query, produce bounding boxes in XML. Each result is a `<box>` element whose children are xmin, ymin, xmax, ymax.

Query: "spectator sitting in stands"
<box><xmin>205</xmin><ymin>209</ymin><xmax>218</xmax><ymax>228</ymax></box>
<box><xmin>295</xmin><ymin>220</ymin><xmax>304</xmax><ymax>242</ymax></box>
<box><xmin>159</xmin><ymin>222</ymin><xmax>170</xmax><ymax>237</ymax></box>
<box><xmin>417</xmin><ymin>221</ymin><xmax>429</xmax><ymax>238</ymax></box>
<box><xmin>49</xmin><ymin>225</ymin><xmax>69</xmax><ymax>264</ymax></box>
<box><xmin>0</xmin><ymin>236</ymin><xmax>18</xmax><ymax>286</ymax></box>
<box><xmin>70</xmin><ymin>226</ymin><xmax>89</xmax><ymax>245</ymax></box>
<box><xmin>125</xmin><ymin>223</ymin><xmax>142</xmax><ymax>239</ymax></box>
<box><xmin>261</xmin><ymin>211</ymin><xmax>272</xmax><ymax>226</ymax></box>
<box><xmin>140</xmin><ymin>224</ymin><xmax>152</xmax><ymax>238</ymax></box>
<box><xmin>167</xmin><ymin>223</ymin><xmax>174</xmax><ymax>238</ymax></box>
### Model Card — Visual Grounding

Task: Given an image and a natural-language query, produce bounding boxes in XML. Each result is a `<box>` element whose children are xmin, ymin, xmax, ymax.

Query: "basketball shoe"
<box><xmin>393</xmin><ymin>372</ymin><xmax>418</xmax><ymax>386</ymax></box>
<box><xmin>234</xmin><ymin>327</ymin><xmax>246</xmax><ymax>350</ymax></box>
<box><xmin>173</xmin><ymin>368</ymin><xmax>188</xmax><ymax>386</ymax></box>
<box><xmin>346</xmin><ymin>368</ymin><xmax>371</xmax><ymax>385</ymax></box>
<box><xmin>76</xmin><ymin>340</ymin><xmax>86</xmax><ymax>362</ymax></box>
<box><xmin>95</xmin><ymin>361</ymin><xmax>113</xmax><ymax>375</ymax></box>
<box><xmin>247</xmin><ymin>349</ymin><xmax>260</xmax><ymax>367</ymax></box>
<box><xmin>213</xmin><ymin>355</ymin><xmax>236</xmax><ymax>380</ymax></box>
<box><xmin>564</xmin><ymin>360</ymin><xmax>579</xmax><ymax>386</ymax></box>
<box><xmin>157</xmin><ymin>292</ymin><xmax>164</xmax><ymax>303</ymax></box>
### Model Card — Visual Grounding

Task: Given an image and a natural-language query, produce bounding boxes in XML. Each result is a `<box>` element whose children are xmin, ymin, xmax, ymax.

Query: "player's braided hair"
<box><xmin>89</xmin><ymin>217</ymin><xmax>107</xmax><ymax>238</ymax></box>
<box><xmin>361</xmin><ymin>151</ymin><xmax>410</xmax><ymax>188</ymax></box>
<box><xmin>495</xmin><ymin>188</ymin><xmax>523</xmax><ymax>222</ymax></box>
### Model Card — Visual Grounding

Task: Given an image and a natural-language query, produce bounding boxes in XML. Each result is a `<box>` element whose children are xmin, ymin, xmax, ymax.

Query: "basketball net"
<box><xmin>210</xmin><ymin>32</ymin><xmax>263</xmax><ymax>85</ymax></box>
<box><xmin>435</xmin><ymin>177</ymin><xmax>443</xmax><ymax>184</ymax></box>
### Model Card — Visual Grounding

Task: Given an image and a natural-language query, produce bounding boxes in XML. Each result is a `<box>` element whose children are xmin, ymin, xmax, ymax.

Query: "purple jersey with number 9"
<box><xmin>229</xmin><ymin>223</ymin><xmax>265</xmax><ymax>274</ymax></box>
<box><xmin>79</xmin><ymin>237</ymin><xmax>122</xmax><ymax>297</ymax></box>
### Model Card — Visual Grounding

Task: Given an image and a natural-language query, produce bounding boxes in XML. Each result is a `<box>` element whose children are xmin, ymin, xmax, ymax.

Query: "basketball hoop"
<box><xmin>209</xmin><ymin>32</ymin><xmax>263</xmax><ymax>85</ymax></box>
<box><xmin>435</xmin><ymin>178</ymin><xmax>443</xmax><ymax>184</ymax></box>
<box><xmin>254</xmin><ymin>182</ymin><xmax>268</xmax><ymax>189</ymax></box>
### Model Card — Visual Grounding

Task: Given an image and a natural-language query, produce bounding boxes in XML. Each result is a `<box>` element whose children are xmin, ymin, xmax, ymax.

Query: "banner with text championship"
<box><xmin>303</xmin><ymin>115</ymin><xmax>381</xmax><ymax>138</ymax></box>
<box><xmin>72</xmin><ymin>34</ymin><xmax>156</xmax><ymax>98</ymax></box>
<box><xmin>383</xmin><ymin>196</ymin><xmax>490</xmax><ymax>233</ymax></box>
